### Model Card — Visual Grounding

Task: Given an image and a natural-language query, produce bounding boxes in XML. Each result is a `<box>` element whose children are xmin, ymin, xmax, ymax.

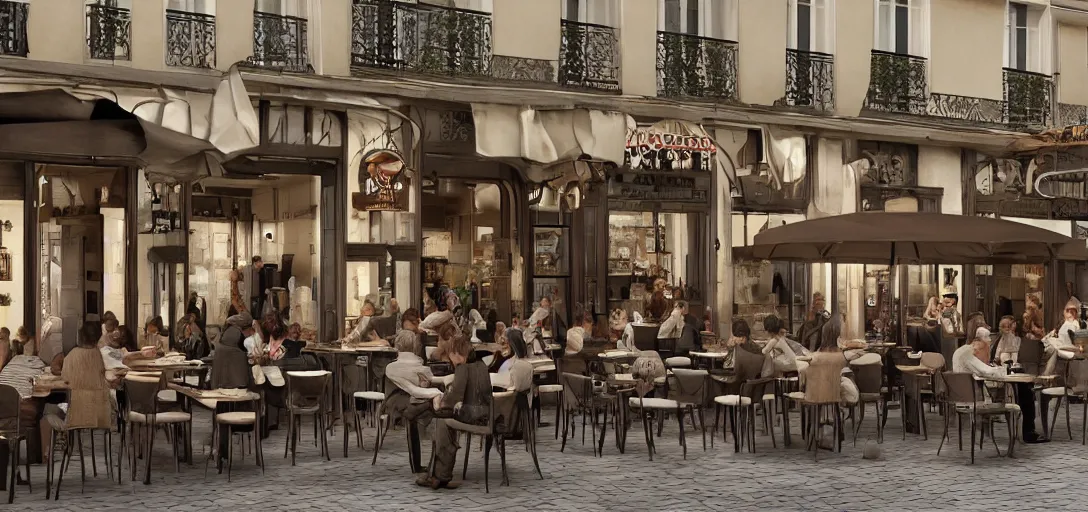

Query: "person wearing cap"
<box><xmin>939</xmin><ymin>284</ymin><xmax>962</xmax><ymax>336</ymax></box>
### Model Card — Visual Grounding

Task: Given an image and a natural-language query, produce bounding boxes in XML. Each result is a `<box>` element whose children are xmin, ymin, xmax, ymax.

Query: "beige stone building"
<box><xmin>0</xmin><ymin>0</ymin><xmax>1085</xmax><ymax>347</ymax></box>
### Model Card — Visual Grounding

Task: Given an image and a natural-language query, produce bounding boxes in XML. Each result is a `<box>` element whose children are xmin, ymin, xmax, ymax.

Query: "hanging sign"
<box><xmin>352</xmin><ymin>149</ymin><xmax>409</xmax><ymax>211</ymax></box>
<box><xmin>624</xmin><ymin>126</ymin><xmax>716</xmax><ymax>172</ymax></box>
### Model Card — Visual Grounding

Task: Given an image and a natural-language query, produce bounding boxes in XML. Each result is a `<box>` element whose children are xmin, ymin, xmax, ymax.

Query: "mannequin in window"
<box><xmin>939</xmin><ymin>285</ymin><xmax>962</xmax><ymax>337</ymax></box>
<box><xmin>1023</xmin><ymin>294</ymin><xmax>1045</xmax><ymax>342</ymax></box>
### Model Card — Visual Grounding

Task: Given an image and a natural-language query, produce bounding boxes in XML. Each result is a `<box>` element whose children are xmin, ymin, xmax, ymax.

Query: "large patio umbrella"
<box><xmin>747</xmin><ymin>212</ymin><xmax>1084</xmax><ymax>265</ymax></box>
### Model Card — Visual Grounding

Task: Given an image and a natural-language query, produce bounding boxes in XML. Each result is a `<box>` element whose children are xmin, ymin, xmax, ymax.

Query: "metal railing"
<box><xmin>1004</xmin><ymin>67</ymin><xmax>1052</xmax><ymax>127</ymax></box>
<box><xmin>558</xmin><ymin>19</ymin><xmax>619</xmax><ymax>91</ymax></box>
<box><xmin>249</xmin><ymin>11</ymin><xmax>309</xmax><ymax>72</ymax></box>
<box><xmin>350</xmin><ymin>0</ymin><xmax>492</xmax><ymax>77</ymax></box>
<box><xmin>165</xmin><ymin>9</ymin><xmax>216</xmax><ymax>69</ymax></box>
<box><xmin>86</xmin><ymin>3</ymin><xmax>130</xmax><ymax>61</ymax></box>
<box><xmin>864</xmin><ymin>50</ymin><xmax>928</xmax><ymax>115</ymax></box>
<box><xmin>782</xmin><ymin>48</ymin><xmax>834</xmax><ymax>111</ymax></box>
<box><xmin>656</xmin><ymin>31</ymin><xmax>738</xmax><ymax>100</ymax></box>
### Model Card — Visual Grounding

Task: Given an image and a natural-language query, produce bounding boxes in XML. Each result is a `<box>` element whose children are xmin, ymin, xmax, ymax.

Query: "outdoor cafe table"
<box><xmin>304</xmin><ymin>344</ymin><xmax>398</xmax><ymax>457</ymax></box>
<box><xmin>689</xmin><ymin>351</ymin><xmax>729</xmax><ymax>370</ymax></box>
<box><xmin>169</xmin><ymin>384</ymin><xmax>260</xmax><ymax>466</ymax></box>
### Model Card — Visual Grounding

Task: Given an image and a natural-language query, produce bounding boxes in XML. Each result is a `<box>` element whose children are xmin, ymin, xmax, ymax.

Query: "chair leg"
<box><xmin>483</xmin><ymin>436</ymin><xmax>492</xmax><ymax>494</ymax></box>
<box><xmin>226</xmin><ymin>427</ymin><xmax>234</xmax><ymax>483</ymax></box>
<box><xmin>1049</xmin><ymin>396</ymin><xmax>1062</xmax><ymax>439</ymax></box>
<box><xmin>937</xmin><ymin>406</ymin><xmax>950</xmax><ymax>456</ymax></box>
<box><xmin>698</xmin><ymin>407</ymin><xmax>707</xmax><ymax>452</ymax></box>
<box><xmin>1067</xmin><ymin>394</ymin><xmax>1074</xmax><ymax>440</ymax></box>
<box><xmin>969</xmin><ymin>416</ymin><xmax>976</xmax><ymax>465</ymax></box>
<box><xmin>555</xmin><ymin>392</ymin><xmax>562</xmax><ymax>440</ymax></box>
<box><xmin>462</xmin><ymin>434</ymin><xmax>472</xmax><ymax>480</ymax></box>
<box><xmin>854</xmin><ymin>402</ymin><xmax>866</xmax><ymax>446</ymax></box>
<box><xmin>283</xmin><ymin>411</ymin><xmax>292</xmax><ymax>460</ymax></box>
<box><xmin>370</xmin><ymin>414</ymin><xmax>383</xmax><ymax>466</ymax></box>
<box><xmin>89</xmin><ymin>431</ymin><xmax>97</xmax><ymax>478</ymax></box>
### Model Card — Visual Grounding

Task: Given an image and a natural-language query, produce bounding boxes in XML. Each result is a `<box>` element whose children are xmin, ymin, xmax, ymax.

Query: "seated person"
<box><xmin>417</xmin><ymin>333</ymin><xmax>490</xmax><ymax>490</ymax></box>
<box><xmin>281</xmin><ymin>323</ymin><xmax>307</xmax><ymax>359</ymax></box>
<box><xmin>98</xmin><ymin>317</ymin><xmax>118</xmax><ymax>348</ymax></box>
<box><xmin>141</xmin><ymin>316</ymin><xmax>170</xmax><ymax>354</ymax></box>
<box><xmin>385</xmin><ymin>330</ymin><xmax>441</xmax><ymax>473</ymax></box>
<box><xmin>952</xmin><ymin>328</ymin><xmax>1006</xmax><ymax>379</ymax></box>
<box><xmin>44</xmin><ymin>324</ymin><xmax>114</xmax><ymax>442</ymax></box>
<box><xmin>657</xmin><ymin>301</ymin><xmax>687</xmax><ymax>339</ymax></box>
<box><xmin>565</xmin><ymin>310</ymin><xmax>593</xmax><ymax>357</ymax></box>
<box><xmin>994</xmin><ymin>315</ymin><xmax>1021</xmax><ymax>365</ymax></box>
<box><xmin>801</xmin><ymin>316</ymin><xmax>858</xmax><ymax>405</ymax></box>
<box><xmin>761</xmin><ymin>315</ymin><xmax>806</xmax><ymax>377</ymax></box>
<box><xmin>340</xmin><ymin>302</ymin><xmax>388</xmax><ymax>348</ymax></box>
<box><xmin>496</xmin><ymin>329</ymin><xmax>533</xmax><ymax>393</ymax></box>
<box><xmin>0</xmin><ymin>328</ymin><xmax>9</xmax><ymax>372</ymax></box>
<box><xmin>100</xmin><ymin>326</ymin><xmax>156</xmax><ymax>370</ymax></box>
<box><xmin>12</xmin><ymin>326</ymin><xmax>35</xmax><ymax>357</ymax></box>
<box><xmin>488</xmin><ymin>322</ymin><xmax>511</xmax><ymax>373</ymax></box>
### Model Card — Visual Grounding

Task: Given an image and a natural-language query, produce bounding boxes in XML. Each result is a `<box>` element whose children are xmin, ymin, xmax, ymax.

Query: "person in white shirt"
<box><xmin>657</xmin><ymin>301</ymin><xmax>687</xmax><ymax>340</ymax></box>
<box><xmin>100</xmin><ymin>326</ymin><xmax>155</xmax><ymax>370</ymax></box>
<box><xmin>497</xmin><ymin>329</ymin><xmax>533</xmax><ymax>393</ymax></box>
<box><xmin>384</xmin><ymin>329</ymin><xmax>442</xmax><ymax>473</ymax></box>
<box><xmin>952</xmin><ymin>328</ymin><xmax>1006</xmax><ymax>380</ymax></box>
<box><xmin>995</xmin><ymin>315</ymin><xmax>1021</xmax><ymax>365</ymax></box>
<box><xmin>761</xmin><ymin>315</ymin><xmax>804</xmax><ymax>377</ymax></box>
<box><xmin>564</xmin><ymin>311</ymin><xmax>593</xmax><ymax>356</ymax></box>
<box><xmin>1044</xmin><ymin>299</ymin><xmax>1082</xmax><ymax>375</ymax></box>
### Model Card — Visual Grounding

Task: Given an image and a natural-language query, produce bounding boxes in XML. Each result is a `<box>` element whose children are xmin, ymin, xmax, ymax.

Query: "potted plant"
<box><xmin>0</xmin><ymin>294</ymin><xmax>12</xmax><ymax>307</ymax></box>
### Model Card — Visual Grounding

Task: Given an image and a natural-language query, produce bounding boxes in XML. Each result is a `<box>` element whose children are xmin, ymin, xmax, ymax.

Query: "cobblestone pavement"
<box><xmin>7</xmin><ymin>403</ymin><xmax>1088</xmax><ymax>511</ymax></box>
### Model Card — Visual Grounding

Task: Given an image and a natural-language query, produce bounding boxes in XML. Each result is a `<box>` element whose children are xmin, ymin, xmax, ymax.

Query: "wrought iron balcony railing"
<box><xmin>656</xmin><ymin>31</ymin><xmax>738</xmax><ymax>100</ymax></box>
<box><xmin>86</xmin><ymin>3</ymin><xmax>130</xmax><ymax>60</ymax></box>
<box><xmin>0</xmin><ymin>0</ymin><xmax>28</xmax><ymax>57</ymax></box>
<box><xmin>1056</xmin><ymin>102</ymin><xmax>1088</xmax><ymax>128</ymax></box>
<box><xmin>864</xmin><ymin>50</ymin><xmax>928</xmax><ymax>115</ymax></box>
<box><xmin>1004</xmin><ymin>68</ymin><xmax>1052</xmax><ymax>127</ymax></box>
<box><xmin>249</xmin><ymin>11</ymin><xmax>308</xmax><ymax>72</ymax></box>
<box><xmin>782</xmin><ymin>48</ymin><xmax>834</xmax><ymax>111</ymax></box>
<box><xmin>558</xmin><ymin>20</ymin><xmax>619</xmax><ymax>91</ymax></box>
<box><xmin>351</xmin><ymin>0</ymin><xmax>492</xmax><ymax>77</ymax></box>
<box><xmin>165</xmin><ymin>9</ymin><xmax>216</xmax><ymax>69</ymax></box>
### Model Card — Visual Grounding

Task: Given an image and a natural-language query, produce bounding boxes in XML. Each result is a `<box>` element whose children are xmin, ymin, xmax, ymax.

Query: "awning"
<box><xmin>471</xmin><ymin>104</ymin><xmax>627</xmax><ymax>166</ymax></box>
<box><xmin>0</xmin><ymin>66</ymin><xmax>258</xmax><ymax>182</ymax></box>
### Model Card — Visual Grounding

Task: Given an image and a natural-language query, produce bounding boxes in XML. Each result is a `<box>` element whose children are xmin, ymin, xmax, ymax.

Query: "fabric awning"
<box><xmin>471</xmin><ymin>104</ymin><xmax>627</xmax><ymax>167</ymax></box>
<box><xmin>0</xmin><ymin>66</ymin><xmax>258</xmax><ymax>182</ymax></box>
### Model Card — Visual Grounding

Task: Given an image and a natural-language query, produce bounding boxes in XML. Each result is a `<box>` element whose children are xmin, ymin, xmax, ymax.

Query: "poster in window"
<box><xmin>352</xmin><ymin>149</ymin><xmax>410</xmax><ymax>211</ymax></box>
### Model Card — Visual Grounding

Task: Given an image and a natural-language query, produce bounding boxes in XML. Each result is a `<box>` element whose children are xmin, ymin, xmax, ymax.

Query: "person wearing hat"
<box><xmin>939</xmin><ymin>284</ymin><xmax>962</xmax><ymax>336</ymax></box>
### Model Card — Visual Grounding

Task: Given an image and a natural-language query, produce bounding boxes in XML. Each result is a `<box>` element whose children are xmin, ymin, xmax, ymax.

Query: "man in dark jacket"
<box><xmin>418</xmin><ymin>335</ymin><xmax>492</xmax><ymax>489</ymax></box>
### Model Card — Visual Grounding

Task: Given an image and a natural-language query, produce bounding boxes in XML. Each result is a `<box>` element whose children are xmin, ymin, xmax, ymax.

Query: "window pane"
<box><xmin>565</xmin><ymin>0</ymin><xmax>580</xmax><ymax>21</ymax></box>
<box><xmin>664</xmin><ymin>0</ymin><xmax>681</xmax><ymax>32</ymax></box>
<box><xmin>812</xmin><ymin>0</ymin><xmax>826</xmax><ymax>53</ymax></box>
<box><xmin>878</xmin><ymin>0</ymin><xmax>893</xmax><ymax>52</ymax></box>
<box><xmin>686</xmin><ymin>0</ymin><xmax>699</xmax><ymax>35</ymax></box>
<box><xmin>895</xmin><ymin>2</ymin><xmax>909</xmax><ymax>54</ymax></box>
<box><xmin>797</xmin><ymin>1</ymin><xmax>811</xmax><ymax>51</ymax></box>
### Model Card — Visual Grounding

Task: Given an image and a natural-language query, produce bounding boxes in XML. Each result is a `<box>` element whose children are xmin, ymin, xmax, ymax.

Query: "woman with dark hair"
<box><xmin>141</xmin><ymin>316</ymin><xmax>169</xmax><ymax>354</ymax></box>
<box><xmin>760</xmin><ymin>315</ymin><xmax>807</xmax><ymax>377</ymax></box>
<box><xmin>497</xmin><ymin>329</ymin><xmax>533</xmax><ymax>392</ymax></box>
<box><xmin>802</xmin><ymin>316</ymin><xmax>858</xmax><ymax>405</ymax></box>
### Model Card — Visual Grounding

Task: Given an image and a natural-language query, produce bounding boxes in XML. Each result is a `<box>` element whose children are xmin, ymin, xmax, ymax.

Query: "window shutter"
<box><xmin>720</xmin><ymin>0</ymin><xmax>738</xmax><ymax>40</ymax></box>
<box><xmin>787</xmin><ymin>0</ymin><xmax>797</xmax><ymax>50</ymax></box>
<box><xmin>663</xmin><ymin>0</ymin><xmax>681</xmax><ymax>32</ymax></box>
<box><xmin>1027</xmin><ymin>6</ymin><xmax>1042</xmax><ymax>72</ymax></box>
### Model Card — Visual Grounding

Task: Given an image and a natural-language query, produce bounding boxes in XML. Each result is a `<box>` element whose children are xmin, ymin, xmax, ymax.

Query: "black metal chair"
<box><xmin>0</xmin><ymin>384</ymin><xmax>30</xmax><ymax>504</ymax></box>
<box><xmin>937</xmin><ymin>372</ymin><xmax>1017</xmax><ymax>464</ymax></box>
<box><xmin>284</xmin><ymin>370</ymin><xmax>332</xmax><ymax>465</ymax></box>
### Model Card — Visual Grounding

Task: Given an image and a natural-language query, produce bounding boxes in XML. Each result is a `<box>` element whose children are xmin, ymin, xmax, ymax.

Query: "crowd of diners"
<box><xmin>2</xmin><ymin>284</ymin><xmax>1086</xmax><ymax>494</ymax></box>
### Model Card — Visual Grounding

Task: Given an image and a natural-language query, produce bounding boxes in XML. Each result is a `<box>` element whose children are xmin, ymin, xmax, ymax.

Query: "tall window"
<box><xmin>658</xmin><ymin>0</ymin><xmax>738</xmax><ymax>41</ymax></box>
<box><xmin>874</xmin><ymin>0</ymin><xmax>926</xmax><ymax>56</ymax></box>
<box><xmin>167</xmin><ymin>0</ymin><xmax>213</xmax><ymax>14</ymax></box>
<box><xmin>562</xmin><ymin>0</ymin><xmax>616</xmax><ymax>25</ymax></box>
<box><xmin>788</xmin><ymin>0</ymin><xmax>833</xmax><ymax>53</ymax></box>
<box><xmin>1006</xmin><ymin>2</ymin><xmax>1042</xmax><ymax>72</ymax></box>
<box><xmin>255</xmin><ymin>0</ymin><xmax>304</xmax><ymax>17</ymax></box>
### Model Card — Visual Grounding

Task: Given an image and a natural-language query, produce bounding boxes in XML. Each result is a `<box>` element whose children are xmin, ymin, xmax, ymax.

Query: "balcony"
<box><xmin>656</xmin><ymin>32</ymin><xmax>738</xmax><ymax>100</ymax></box>
<box><xmin>165</xmin><ymin>9</ymin><xmax>216</xmax><ymax>69</ymax></box>
<box><xmin>1056</xmin><ymin>102</ymin><xmax>1088</xmax><ymax>128</ymax></box>
<box><xmin>350</xmin><ymin>0</ymin><xmax>492</xmax><ymax>77</ymax></box>
<box><xmin>864</xmin><ymin>50</ymin><xmax>927</xmax><ymax>115</ymax></box>
<box><xmin>0</xmin><ymin>0</ymin><xmax>28</xmax><ymax>57</ymax></box>
<box><xmin>86</xmin><ymin>3</ymin><xmax>130</xmax><ymax>61</ymax></box>
<box><xmin>1004</xmin><ymin>68</ymin><xmax>1052</xmax><ymax>127</ymax></box>
<box><xmin>925</xmin><ymin>93</ymin><xmax>1005</xmax><ymax>125</ymax></box>
<box><xmin>249</xmin><ymin>11</ymin><xmax>309</xmax><ymax>72</ymax></box>
<box><xmin>558</xmin><ymin>20</ymin><xmax>619</xmax><ymax>91</ymax></box>
<box><xmin>781</xmin><ymin>49</ymin><xmax>834</xmax><ymax>111</ymax></box>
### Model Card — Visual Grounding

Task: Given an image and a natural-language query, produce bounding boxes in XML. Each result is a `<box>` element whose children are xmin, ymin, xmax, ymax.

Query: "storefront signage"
<box><xmin>607</xmin><ymin>173</ymin><xmax>708</xmax><ymax>203</ymax></box>
<box><xmin>352</xmin><ymin>149</ymin><xmax>409</xmax><ymax>211</ymax></box>
<box><xmin>624</xmin><ymin>127</ymin><xmax>716</xmax><ymax>172</ymax></box>
<box><xmin>1057</xmin><ymin>124</ymin><xmax>1088</xmax><ymax>145</ymax></box>
<box><xmin>974</xmin><ymin>158</ymin><xmax>1088</xmax><ymax>220</ymax></box>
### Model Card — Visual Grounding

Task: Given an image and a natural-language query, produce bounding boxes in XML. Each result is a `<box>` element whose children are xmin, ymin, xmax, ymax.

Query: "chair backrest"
<box><xmin>371</xmin><ymin>316</ymin><xmax>398</xmax><ymax>339</ymax></box>
<box><xmin>0</xmin><ymin>384</ymin><xmax>20</xmax><ymax>433</ymax></box>
<box><xmin>920</xmin><ymin>352</ymin><xmax>946</xmax><ymax>371</ymax></box>
<box><xmin>631</xmin><ymin>325</ymin><xmax>658</xmax><ymax>351</ymax></box>
<box><xmin>1018</xmin><ymin>338</ymin><xmax>1044</xmax><ymax>375</ymax></box>
<box><xmin>561</xmin><ymin>372</ymin><xmax>594</xmax><ymax>411</ymax></box>
<box><xmin>1066</xmin><ymin>359</ymin><xmax>1088</xmax><ymax>394</ymax></box>
<box><xmin>286</xmin><ymin>370</ymin><xmax>332</xmax><ymax>410</ymax></box>
<box><xmin>125</xmin><ymin>375</ymin><xmax>164</xmax><ymax>416</ymax></box>
<box><xmin>803</xmin><ymin>359</ymin><xmax>842</xmax><ymax>404</ymax></box>
<box><xmin>669</xmin><ymin>369</ymin><xmax>711</xmax><ymax>405</ymax></box>
<box><xmin>939</xmin><ymin>371</ymin><xmax>978</xmax><ymax>404</ymax></box>
<box><xmin>852</xmin><ymin>362</ymin><xmax>883</xmax><ymax>395</ymax></box>
<box><xmin>732</xmin><ymin>346</ymin><xmax>764</xmax><ymax>382</ymax></box>
<box><xmin>738</xmin><ymin>377</ymin><xmax>775</xmax><ymax>401</ymax></box>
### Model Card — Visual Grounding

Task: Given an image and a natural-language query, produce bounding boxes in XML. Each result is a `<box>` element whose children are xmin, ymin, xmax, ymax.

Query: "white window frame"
<box><xmin>1004</xmin><ymin>1</ymin><xmax>1050</xmax><ymax>74</ymax></box>
<box><xmin>658</xmin><ymin>0</ymin><xmax>738</xmax><ymax>41</ymax></box>
<box><xmin>562</xmin><ymin>0</ymin><xmax>618</xmax><ymax>27</ymax></box>
<box><xmin>787</xmin><ymin>0</ymin><xmax>835</xmax><ymax>54</ymax></box>
<box><xmin>872</xmin><ymin>0</ymin><xmax>928</xmax><ymax>57</ymax></box>
<box><xmin>166</xmin><ymin>0</ymin><xmax>214</xmax><ymax>15</ymax></box>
